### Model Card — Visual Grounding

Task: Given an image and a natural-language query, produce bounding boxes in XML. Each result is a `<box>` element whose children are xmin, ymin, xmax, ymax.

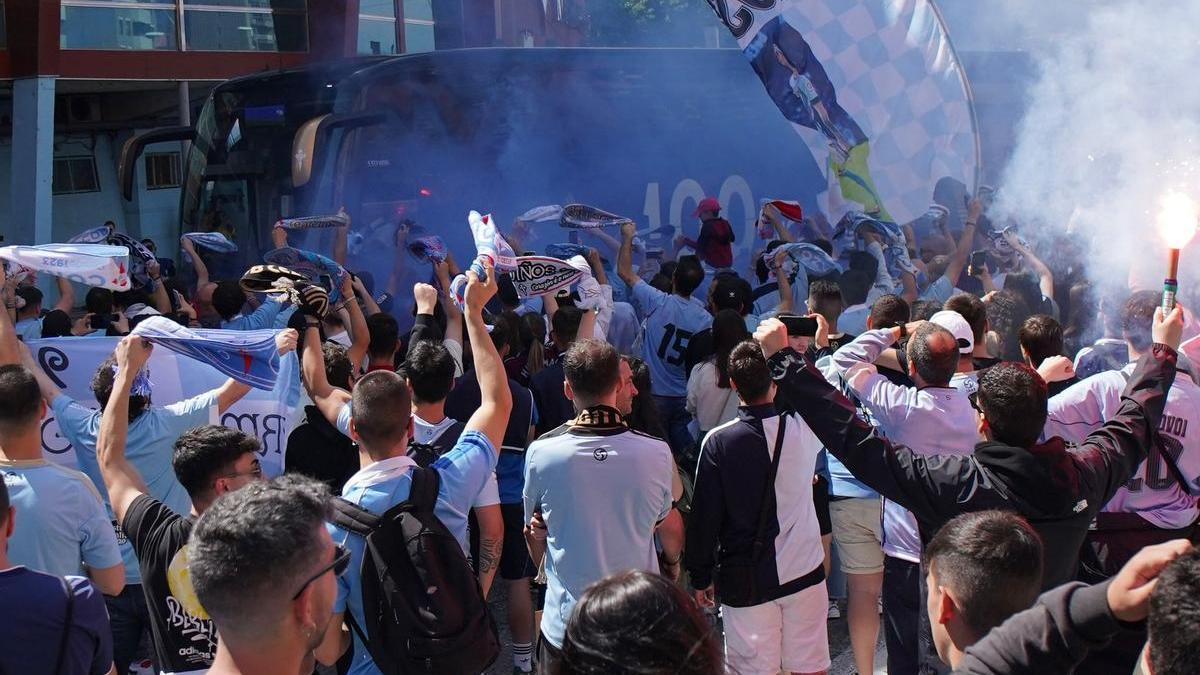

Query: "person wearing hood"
<box><xmin>751</xmin><ymin>303</ymin><xmax>1183</xmax><ymax>598</ymax></box>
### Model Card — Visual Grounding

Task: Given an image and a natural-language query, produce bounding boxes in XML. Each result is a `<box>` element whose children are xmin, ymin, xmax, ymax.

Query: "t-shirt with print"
<box><xmin>52</xmin><ymin>391</ymin><xmax>218</xmax><ymax>584</ymax></box>
<box><xmin>523</xmin><ymin>407</ymin><xmax>674</xmax><ymax>648</ymax></box>
<box><xmin>330</xmin><ymin>430</ymin><xmax>499</xmax><ymax>675</ymax></box>
<box><xmin>123</xmin><ymin>495</ymin><xmax>215</xmax><ymax>674</ymax></box>
<box><xmin>1</xmin><ymin>459</ymin><xmax>122</xmax><ymax>578</ymax></box>
<box><xmin>631</xmin><ymin>281</ymin><xmax>713</xmax><ymax>398</ymax></box>
<box><xmin>0</xmin><ymin>569</ymin><xmax>113</xmax><ymax>675</ymax></box>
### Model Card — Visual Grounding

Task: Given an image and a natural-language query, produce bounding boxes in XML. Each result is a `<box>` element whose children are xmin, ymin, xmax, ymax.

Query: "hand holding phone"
<box><xmin>968</xmin><ymin>250</ymin><xmax>989</xmax><ymax>277</ymax></box>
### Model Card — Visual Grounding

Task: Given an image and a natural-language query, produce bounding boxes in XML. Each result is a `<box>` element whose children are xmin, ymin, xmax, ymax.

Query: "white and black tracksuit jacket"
<box><xmin>685</xmin><ymin>403</ymin><xmax>826</xmax><ymax>607</ymax></box>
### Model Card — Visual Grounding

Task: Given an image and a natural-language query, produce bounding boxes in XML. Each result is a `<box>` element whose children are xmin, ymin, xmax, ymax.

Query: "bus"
<box><xmin>120</xmin><ymin>48</ymin><xmax>830</xmax><ymax>308</ymax></box>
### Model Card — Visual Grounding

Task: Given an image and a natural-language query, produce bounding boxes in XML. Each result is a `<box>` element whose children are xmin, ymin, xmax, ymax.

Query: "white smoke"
<box><xmin>993</xmin><ymin>0</ymin><xmax>1200</xmax><ymax>296</ymax></box>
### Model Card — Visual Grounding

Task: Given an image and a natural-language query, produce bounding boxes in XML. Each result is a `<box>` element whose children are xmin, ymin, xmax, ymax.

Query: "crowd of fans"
<box><xmin>0</xmin><ymin>193</ymin><xmax>1199</xmax><ymax>675</ymax></box>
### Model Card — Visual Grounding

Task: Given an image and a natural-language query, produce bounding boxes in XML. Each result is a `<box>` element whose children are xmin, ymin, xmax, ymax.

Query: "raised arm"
<box><xmin>181</xmin><ymin>237</ymin><xmax>210</xmax><ymax>289</ymax></box>
<box><xmin>146</xmin><ymin>260</ymin><xmax>172</xmax><ymax>314</ymax></box>
<box><xmin>585</xmin><ymin>247</ymin><xmax>609</xmax><ymax>287</ymax></box>
<box><xmin>53</xmin><ymin>276</ymin><xmax>76</xmax><ymax>314</ymax></box>
<box><xmin>98</xmin><ymin>337</ymin><xmax>153</xmax><ymax>524</ymax></box>
<box><xmin>754</xmin><ymin>318</ymin><xmax>969</xmax><ymax>524</ymax></box>
<box><xmin>0</xmin><ymin>265</ymin><xmax>18</xmax><ymax>365</ymax></box>
<box><xmin>942</xmin><ymin>199</ymin><xmax>981</xmax><ymax>289</ymax></box>
<box><xmin>774</xmin><ymin>248</ymin><xmax>795</xmax><ymax>314</ymax></box>
<box><xmin>352</xmin><ymin>275</ymin><xmax>381</xmax><ymax>317</ymax></box>
<box><xmin>19</xmin><ymin>340</ymin><xmax>64</xmax><ymax>404</ymax></box>
<box><xmin>617</xmin><ymin>221</ymin><xmax>641</xmax><ymax>289</ymax></box>
<box><xmin>435</xmin><ymin>262</ymin><xmax>464</xmax><ymax>349</ymax></box>
<box><xmin>462</xmin><ymin>259</ymin><xmax>513</xmax><ymax>449</ymax></box>
<box><xmin>301</xmin><ymin>317</ymin><xmax>352</xmax><ymax>426</ymax></box>
<box><xmin>405</xmin><ymin>282</ymin><xmax>443</xmax><ymax>358</ymax></box>
<box><xmin>1005</xmin><ymin>232</ymin><xmax>1054</xmax><ymax>301</ymax></box>
<box><xmin>763</xmin><ymin>203</ymin><xmax>796</xmax><ymax>243</ymax></box>
<box><xmin>271</xmin><ymin>222</ymin><xmax>289</xmax><ymax>249</ymax></box>
<box><xmin>1073</xmin><ymin>306</ymin><xmax>1181</xmax><ymax>506</ymax></box>
<box><xmin>342</xmin><ymin>275</ymin><xmax>370</xmax><ymax>372</ymax></box>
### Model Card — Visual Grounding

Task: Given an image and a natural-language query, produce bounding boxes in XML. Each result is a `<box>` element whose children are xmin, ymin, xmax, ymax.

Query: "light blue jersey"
<box><xmin>221</xmin><ymin>298</ymin><xmax>294</xmax><ymax>331</ymax></box>
<box><xmin>523</xmin><ymin>422</ymin><xmax>673</xmax><ymax>648</ymax></box>
<box><xmin>52</xmin><ymin>391</ymin><xmax>217</xmax><ymax>583</ymax></box>
<box><xmin>838</xmin><ymin>303</ymin><xmax>871</xmax><ymax>336</ymax></box>
<box><xmin>330</xmin><ymin>430</ymin><xmax>498</xmax><ymax>675</ymax></box>
<box><xmin>1</xmin><ymin>458</ymin><xmax>122</xmax><ymax>578</ymax></box>
<box><xmin>14</xmin><ymin>317</ymin><xmax>42</xmax><ymax>341</ymax></box>
<box><xmin>631</xmin><ymin>281</ymin><xmax>713</xmax><ymax>397</ymax></box>
<box><xmin>919</xmin><ymin>276</ymin><xmax>958</xmax><ymax>305</ymax></box>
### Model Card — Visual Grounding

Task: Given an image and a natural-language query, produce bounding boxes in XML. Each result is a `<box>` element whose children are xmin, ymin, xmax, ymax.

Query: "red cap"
<box><xmin>693</xmin><ymin>197</ymin><xmax>721</xmax><ymax>217</ymax></box>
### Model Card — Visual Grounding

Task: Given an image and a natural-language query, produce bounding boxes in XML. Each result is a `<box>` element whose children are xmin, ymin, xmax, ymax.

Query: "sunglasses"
<box><xmin>292</xmin><ymin>544</ymin><xmax>351</xmax><ymax>600</ymax></box>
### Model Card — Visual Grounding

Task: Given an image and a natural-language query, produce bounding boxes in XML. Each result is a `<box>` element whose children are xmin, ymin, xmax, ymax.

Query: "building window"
<box><xmin>61</xmin><ymin>2</ymin><xmax>179</xmax><ymax>50</ymax></box>
<box><xmin>145</xmin><ymin>152</ymin><xmax>181</xmax><ymax>189</ymax></box>
<box><xmin>52</xmin><ymin>157</ymin><xmax>100</xmax><ymax>195</ymax></box>
<box><xmin>359</xmin><ymin>0</ymin><xmax>397</xmax><ymax>55</ymax></box>
<box><xmin>60</xmin><ymin>0</ymin><xmax>307</xmax><ymax>52</ymax></box>
<box><xmin>183</xmin><ymin>1</ymin><xmax>308</xmax><ymax>52</ymax></box>
<box><xmin>402</xmin><ymin>0</ymin><xmax>434</xmax><ymax>53</ymax></box>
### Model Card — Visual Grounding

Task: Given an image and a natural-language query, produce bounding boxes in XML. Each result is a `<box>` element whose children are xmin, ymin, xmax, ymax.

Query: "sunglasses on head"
<box><xmin>292</xmin><ymin>544</ymin><xmax>351</xmax><ymax>600</ymax></box>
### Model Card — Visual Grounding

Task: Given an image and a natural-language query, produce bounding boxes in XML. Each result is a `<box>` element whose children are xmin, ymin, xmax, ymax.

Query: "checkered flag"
<box><xmin>707</xmin><ymin>0</ymin><xmax>979</xmax><ymax>225</ymax></box>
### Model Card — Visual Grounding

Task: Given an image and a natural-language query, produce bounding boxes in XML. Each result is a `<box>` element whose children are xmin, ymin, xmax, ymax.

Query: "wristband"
<box><xmin>964</xmin><ymin>221</ymin><xmax>978</xmax><ymax>227</ymax></box>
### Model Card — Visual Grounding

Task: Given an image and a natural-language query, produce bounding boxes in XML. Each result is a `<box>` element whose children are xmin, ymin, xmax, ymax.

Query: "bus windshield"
<box><xmin>177</xmin><ymin>49</ymin><xmax>828</xmax><ymax>319</ymax></box>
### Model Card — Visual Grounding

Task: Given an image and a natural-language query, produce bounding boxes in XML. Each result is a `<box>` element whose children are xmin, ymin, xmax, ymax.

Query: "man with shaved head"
<box><xmin>818</xmin><ymin>314</ymin><xmax>979</xmax><ymax>675</ymax></box>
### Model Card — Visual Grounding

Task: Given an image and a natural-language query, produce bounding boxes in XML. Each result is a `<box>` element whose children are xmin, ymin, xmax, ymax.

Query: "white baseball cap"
<box><xmin>930</xmin><ymin>310</ymin><xmax>974</xmax><ymax>354</ymax></box>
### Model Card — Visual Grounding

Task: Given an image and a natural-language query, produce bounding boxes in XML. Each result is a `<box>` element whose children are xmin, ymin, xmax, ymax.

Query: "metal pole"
<box><xmin>178</xmin><ymin>80</ymin><xmax>192</xmax><ymax>158</ymax></box>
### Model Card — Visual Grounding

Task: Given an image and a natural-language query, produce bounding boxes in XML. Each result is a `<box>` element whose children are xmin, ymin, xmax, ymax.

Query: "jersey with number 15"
<box><xmin>632</xmin><ymin>281</ymin><xmax>713</xmax><ymax>398</ymax></box>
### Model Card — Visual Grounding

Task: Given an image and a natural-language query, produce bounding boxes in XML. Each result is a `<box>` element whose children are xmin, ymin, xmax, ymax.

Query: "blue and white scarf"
<box><xmin>130</xmin><ymin>316</ymin><xmax>281</xmax><ymax>390</ymax></box>
<box><xmin>181</xmin><ymin>232</ymin><xmax>238</xmax><ymax>263</ymax></box>
<box><xmin>0</xmin><ymin>244</ymin><xmax>130</xmax><ymax>290</ymax></box>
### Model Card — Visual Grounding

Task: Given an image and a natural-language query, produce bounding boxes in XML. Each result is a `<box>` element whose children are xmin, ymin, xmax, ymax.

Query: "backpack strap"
<box><xmin>407</xmin><ymin>466</ymin><xmax>442</xmax><ymax>513</ymax></box>
<box><xmin>330</xmin><ymin>497</ymin><xmax>381</xmax><ymax>537</ymax></box>
<box><xmin>54</xmin><ymin>577</ymin><xmax>76</xmax><ymax>675</ymax></box>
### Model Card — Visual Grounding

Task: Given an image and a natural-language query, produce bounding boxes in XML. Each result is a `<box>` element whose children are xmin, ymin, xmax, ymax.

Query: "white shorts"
<box><xmin>721</xmin><ymin>581</ymin><xmax>830</xmax><ymax>674</ymax></box>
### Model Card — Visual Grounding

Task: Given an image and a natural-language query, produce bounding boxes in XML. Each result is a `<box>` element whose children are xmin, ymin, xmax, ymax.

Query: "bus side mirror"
<box><xmin>291</xmin><ymin>112</ymin><xmax>386</xmax><ymax>188</ymax></box>
<box><xmin>119</xmin><ymin>126</ymin><xmax>196</xmax><ymax>201</ymax></box>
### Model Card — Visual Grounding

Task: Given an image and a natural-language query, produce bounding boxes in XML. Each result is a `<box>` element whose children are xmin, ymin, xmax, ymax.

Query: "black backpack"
<box><xmin>330</xmin><ymin>466</ymin><xmax>500</xmax><ymax>674</ymax></box>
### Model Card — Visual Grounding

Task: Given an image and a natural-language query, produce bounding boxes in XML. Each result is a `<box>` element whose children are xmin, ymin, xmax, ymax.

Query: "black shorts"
<box><xmin>813</xmin><ymin>475</ymin><xmax>832</xmax><ymax>536</ymax></box>
<box><xmin>501</xmin><ymin>503</ymin><xmax>537</xmax><ymax>580</ymax></box>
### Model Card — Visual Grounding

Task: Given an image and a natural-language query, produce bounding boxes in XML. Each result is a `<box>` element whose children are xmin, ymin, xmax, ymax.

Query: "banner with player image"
<box><xmin>706</xmin><ymin>0</ymin><xmax>980</xmax><ymax>226</ymax></box>
<box><xmin>27</xmin><ymin>336</ymin><xmax>302</xmax><ymax>478</ymax></box>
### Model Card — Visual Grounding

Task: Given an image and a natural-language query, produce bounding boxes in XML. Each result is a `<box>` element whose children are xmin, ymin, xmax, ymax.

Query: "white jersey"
<box><xmin>823</xmin><ymin>330</ymin><xmax>981</xmax><ymax>561</ymax></box>
<box><xmin>1044</xmin><ymin>361</ymin><xmax>1200</xmax><ymax>529</ymax></box>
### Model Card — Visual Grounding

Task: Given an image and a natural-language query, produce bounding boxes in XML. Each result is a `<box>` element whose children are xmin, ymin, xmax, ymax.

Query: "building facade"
<box><xmin>0</xmin><ymin>0</ymin><xmax>588</xmax><ymax>248</ymax></box>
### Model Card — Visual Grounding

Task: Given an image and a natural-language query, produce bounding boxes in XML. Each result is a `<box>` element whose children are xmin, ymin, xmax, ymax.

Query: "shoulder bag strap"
<box><xmin>54</xmin><ymin>577</ymin><xmax>76</xmax><ymax>675</ymax></box>
<box><xmin>750</xmin><ymin>415</ymin><xmax>787</xmax><ymax>561</ymax></box>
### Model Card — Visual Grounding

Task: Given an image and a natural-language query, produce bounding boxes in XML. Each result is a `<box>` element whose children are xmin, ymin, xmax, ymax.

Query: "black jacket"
<box><xmin>768</xmin><ymin>344</ymin><xmax>1177</xmax><ymax>589</ymax></box>
<box><xmin>953</xmin><ymin>580</ymin><xmax>1132</xmax><ymax>674</ymax></box>
<box><xmin>685</xmin><ymin>404</ymin><xmax>825</xmax><ymax>606</ymax></box>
